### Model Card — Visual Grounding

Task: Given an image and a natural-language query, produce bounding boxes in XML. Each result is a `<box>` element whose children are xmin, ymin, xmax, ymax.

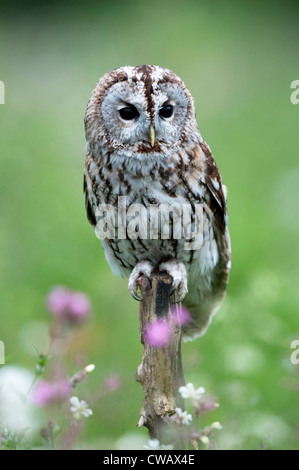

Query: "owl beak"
<box><xmin>149</xmin><ymin>124</ymin><xmax>155</xmax><ymax>147</ymax></box>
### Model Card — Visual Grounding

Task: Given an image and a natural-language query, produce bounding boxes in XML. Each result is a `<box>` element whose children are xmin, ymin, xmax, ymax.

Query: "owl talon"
<box><xmin>146</xmin><ymin>274</ymin><xmax>152</xmax><ymax>289</ymax></box>
<box><xmin>159</xmin><ymin>261</ymin><xmax>188</xmax><ymax>303</ymax></box>
<box><xmin>131</xmin><ymin>292</ymin><xmax>142</xmax><ymax>302</ymax></box>
<box><xmin>128</xmin><ymin>261</ymin><xmax>154</xmax><ymax>302</ymax></box>
<box><xmin>169</xmin><ymin>287</ymin><xmax>176</xmax><ymax>297</ymax></box>
<box><xmin>169</xmin><ymin>292</ymin><xmax>183</xmax><ymax>304</ymax></box>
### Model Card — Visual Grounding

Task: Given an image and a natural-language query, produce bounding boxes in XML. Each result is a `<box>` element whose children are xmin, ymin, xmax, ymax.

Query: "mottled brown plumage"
<box><xmin>84</xmin><ymin>65</ymin><xmax>231</xmax><ymax>340</ymax></box>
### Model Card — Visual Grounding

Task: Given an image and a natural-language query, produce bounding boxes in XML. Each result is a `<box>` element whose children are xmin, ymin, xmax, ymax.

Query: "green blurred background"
<box><xmin>0</xmin><ymin>0</ymin><xmax>299</xmax><ymax>450</ymax></box>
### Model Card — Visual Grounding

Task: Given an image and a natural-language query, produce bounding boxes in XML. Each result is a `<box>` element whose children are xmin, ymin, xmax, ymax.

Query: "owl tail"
<box><xmin>181</xmin><ymin>295</ymin><xmax>224</xmax><ymax>342</ymax></box>
<box><xmin>181</xmin><ymin>247</ymin><xmax>231</xmax><ymax>340</ymax></box>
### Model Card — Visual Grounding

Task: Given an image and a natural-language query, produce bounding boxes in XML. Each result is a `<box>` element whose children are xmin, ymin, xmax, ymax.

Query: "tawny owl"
<box><xmin>83</xmin><ymin>65</ymin><xmax>231</xmax><ymax>341</ymax></box>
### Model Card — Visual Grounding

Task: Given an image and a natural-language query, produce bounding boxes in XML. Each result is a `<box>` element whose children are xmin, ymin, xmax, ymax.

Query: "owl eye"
<box><xmin>119</xmin><ymin>105</ymin><xmax>139</xmax><ymax>121</ymax></box>
<box><xmin>159</xmin><ymin>104</ymin><xmax>174</xmax><ymax>119</ymax></box>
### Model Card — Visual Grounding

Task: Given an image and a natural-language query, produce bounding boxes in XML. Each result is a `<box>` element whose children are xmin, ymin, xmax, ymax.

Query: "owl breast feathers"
<box><xmin>83</xmin><ymin>65</ymin><xmax>231</xmax><ymax>341</ymax></box>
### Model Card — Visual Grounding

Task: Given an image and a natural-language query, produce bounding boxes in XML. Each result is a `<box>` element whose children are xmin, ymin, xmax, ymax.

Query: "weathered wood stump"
<box><xmin>136</xmin><ymin>271</ymin><xmax>185</xmax><ymax>442</ymax></box>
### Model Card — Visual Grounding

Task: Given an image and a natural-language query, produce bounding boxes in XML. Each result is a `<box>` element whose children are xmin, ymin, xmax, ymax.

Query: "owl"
<box><xmin>84</xmin><ymin>65</ymin><xmax>231</xmax><ymax>341</ymax></box>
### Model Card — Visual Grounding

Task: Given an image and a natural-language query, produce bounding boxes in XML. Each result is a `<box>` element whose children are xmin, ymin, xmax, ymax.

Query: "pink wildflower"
<box><xmin>68</xmin><ymin>292</ymin><xmax>91</xmax><ymax>319</ymax></box>
<box><xmin>144</xmin><ymin>319</ymin><xmax>172</xmax><ymax>348</ymax></box>
<box><xmin>171</xmin><ymin>305</ymin><xmax>192</xmax><ymax>326</ymax></box>
<box><xmin>32</xmin><ymin>379</ymin><xmax>71</xmax><ymax>407</ymax></box>
<box><xmin>105</xmin><ymin>374</ymin><xmax>120</xmax><ymax>391</ymax></box>
<box><xmin>46</xmin><ymin>286</ymin><xmax>70</xmax><ymax>315</ymax></box>
<box><xmin>46</xmin><ymin>286</ymin><xmax>90</xmax><ymax>322</ymax></box>
<box><xmin>197</xmin><ymin>396</ymin><xmax>219</xmax><ymax>414</ymax></box>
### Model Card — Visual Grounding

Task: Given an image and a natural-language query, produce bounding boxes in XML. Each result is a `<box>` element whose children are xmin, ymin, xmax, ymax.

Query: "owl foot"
<box><xmin>128</xmin><ymin>261</ymin><xmax>153</xmax><ymax>301</ymax></box>
<box><xmin>159</xmin><ymin>260</ymin><xmax>188</xmax><ymax>303</ymax></box>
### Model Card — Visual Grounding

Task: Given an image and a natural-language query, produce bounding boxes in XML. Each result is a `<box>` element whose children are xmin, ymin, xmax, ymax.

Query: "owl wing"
<box><xmin>83</xmin><ymin>170</ymin><xmax>97</xmax><ymax>227</ymax></box>
<box><xmin>181</xmin><ymin>140</ymin><xmax>231</xmax><ymax>340</ymax></box>
<box><xmin>200</xmin><ymin>140</ymin><xmax>228</xmax><ymax>231</ymax></box>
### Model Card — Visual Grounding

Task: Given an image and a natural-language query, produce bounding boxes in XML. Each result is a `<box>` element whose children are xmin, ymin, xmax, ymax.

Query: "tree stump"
<box><xmin>135</xmin><ymin>271</ymin><xmax>185</xmax><ymax>442</ymax></box>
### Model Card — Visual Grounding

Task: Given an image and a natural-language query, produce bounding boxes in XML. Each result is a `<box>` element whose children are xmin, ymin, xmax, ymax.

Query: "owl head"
<box><xmin>85</xmin><ymin>65</ymin><xmax>200</xmax><ymax>159</ymax></box>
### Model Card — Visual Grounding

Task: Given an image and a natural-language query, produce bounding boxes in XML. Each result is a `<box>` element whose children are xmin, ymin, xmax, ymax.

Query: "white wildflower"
<box><xmin>204</xmin><ymin>421</ymin><xmax>223</xmax><ymax>434</ymax></box>
<box><xmin>178</xmin><ymin>383</ymin><xmax>205</xmax><ymax>405</ymax></box>
<box><xmin>175</xmin><ymin>407</ymin><xmax>193</xmax><ymax>425</ymax></box>
<box><xmin>144</xmin><ymin>439</ymin><xmax>162</xmax><ymax>450</ymax></box>
<box><xmin>144</xmin><ymin>439</ymin><xmax>174</xmax><ymax>450</ymax></box>
<box><xmin>70</xmin><ymin>396</ymin><xmax>93</xmax><ymax>420</ymax></box>
<box><xmin>211</xmin><ymin>421</ymin><xmax>222</xmax><ymax>430</ymax></box>
<box><xmin>84</xmin><ymin>364</ymin><xmax>95</xmax><ymax>373</ymax></box>
<box><xmin>200</xmin><ymin>435</ymin><xmax>210</xmax><ymax>445</ymax></box>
